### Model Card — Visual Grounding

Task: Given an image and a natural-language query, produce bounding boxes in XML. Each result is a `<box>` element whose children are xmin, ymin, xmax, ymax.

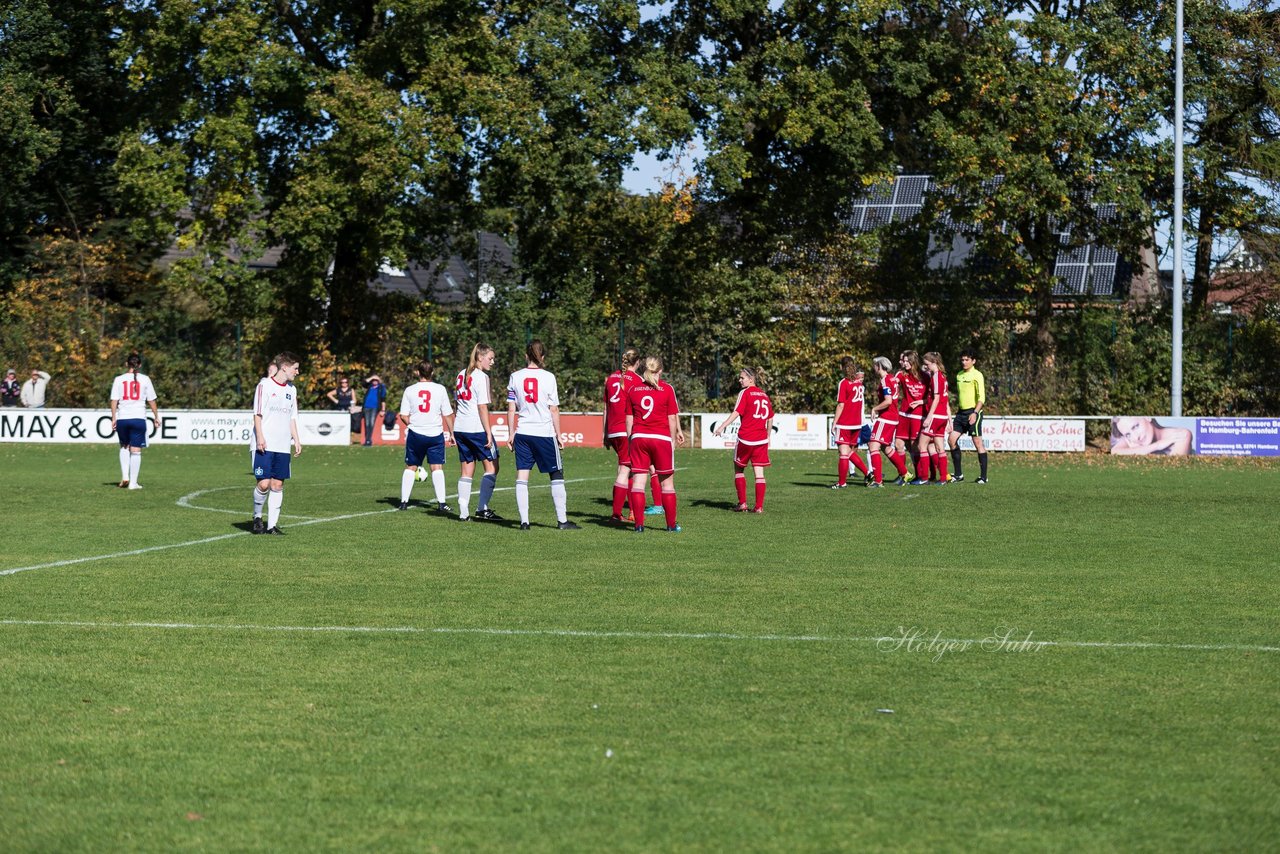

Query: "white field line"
<box><xmin>0</xmin><ymin>618</ymin><xmax>1276</xmax><ymax>654</ymax></box>
<box><xmin>0</xmin><ymin>474</ymin><xmax>614</xmax><ymax>578</ymax></box>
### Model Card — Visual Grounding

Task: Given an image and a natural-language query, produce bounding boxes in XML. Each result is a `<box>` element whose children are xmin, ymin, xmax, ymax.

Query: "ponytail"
<box><xmin>126</xmin><ymin>352</ymin><xmax>142</xmax><ymax>376</ymax></box>
<box><xmin>840</xmin><ymin>356</ymin><xmax>859</xmax><ymax>380</ymax></box>
<box><xmin>641</xmin><ymin>355</ymin><xmax>664</xmax><ymax>388</ymax></box>
<box><xmin>620</xmin><ymin>347</ymin><xmax>639</xmax><ymax>370</ymax></box>
<box><xmin>466</xmin><ymin>343</ymin><xmax>493</xmax><ymax>383</ymax></box>
<box><xmin>923</xmin><ymin>351</ymin><xmax>946</xmax><ymax>375</ymax></box>
<box><xmin>526</xmin><ymin>339</ymin><xmax>547</xmax><ymax>368</ymax></box>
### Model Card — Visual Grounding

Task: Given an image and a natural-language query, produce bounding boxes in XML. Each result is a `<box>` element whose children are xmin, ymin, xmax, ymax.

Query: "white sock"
<box><xmin>431</xmin><ymin>469</ymin><xmax>447</xmax><ymax>504</ymax></box>
<box><xmin>253</xmin><ymin>486</ymin><xmax>267</xmax><ymax>517</ymax></box>
<box><xmin>458</xmin><ymin>477</ymin><xmax>473</xmax><ymax>518</ymax></box>
<box><xmin>516</xmin><ymin>479</ymin><xmax>529</xmax><ymax>524</ymax></box>
<box><xmin>267</xmin><ymin>489</ymin><xmax>283</xmax><ymax>529</ymax></box>
<box><xmin>128</xmin><ymin>452</ymin><xmax>141</xmax><ymax>485</ymax></box>
<box><xmin>400</xmin><ymin>469</ymin><xmax>416</xmax><ymax>503</ymax></box>
<box><xmin>551</xmin><ymin>479</ymin><xmax>567</xmax><ymax>523</ymax></box>
<box><xmin>118</xmin><ymin>447</ymin><xmax>130</xmax><ymax>481</ymax></box>
<box><xmin>478</xmin><ymin>473</ymin><xmax>496</xmax><ymax>510</ymax></box>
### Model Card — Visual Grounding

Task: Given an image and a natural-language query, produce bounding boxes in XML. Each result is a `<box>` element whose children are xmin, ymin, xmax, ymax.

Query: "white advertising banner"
<box><xmin>699</xmin><ymin>412</ymin><xmax>829</xmax><ymax>451</ymax></box>
<box><xmin>956</xmin><ymin>417</ymin><xmax>1086</xmax><ymax>452</ymax></box>
<box><xmin>0</xmin><ymin>409</ymin><xmax>350</xmax><ymax>445</ymax></box>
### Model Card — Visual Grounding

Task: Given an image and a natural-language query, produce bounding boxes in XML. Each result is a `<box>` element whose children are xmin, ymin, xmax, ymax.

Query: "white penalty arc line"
<box><xmin>0</xmin><ymin>619</ymin><xmax>1276</xmax><ymax>655</ymax></box>
<box><xmin>1</xmin><ymin>473</ymin><xmax>621</xmax><ymax>579</ymax></box>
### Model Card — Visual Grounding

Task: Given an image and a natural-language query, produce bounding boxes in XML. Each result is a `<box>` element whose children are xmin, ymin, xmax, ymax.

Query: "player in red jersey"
<box><xmin>625</xmin><ymin>355</ymin><xmax>685</xmax><ymax>532</ymax></box>
<box><xmin>918</xmin><ymin>351</ymin><xmax>951</xmax><ymax>484</ymax></box>
<box><xmin>867</xmin><ymin>357</ymin><xmax>910</xmax><ymax>487</ymax></box>
<box><xmin>895</xmin><ymin>350</ymin><xmax>927</xmax><ymax>481</ymax></box>
<box><xmin>712</xmin><ymin>366</ymin><xmax>773</xmax><ymax>512</ymax></box>
<box><xmin>831</xmin><ymin>356</ymin><xmax>870</xmax><ymax>488</ymax></box>
<box><xmin>603</xmin><ymin>348</ymin><xmax>662</xmax><ymax>523</ymax></box>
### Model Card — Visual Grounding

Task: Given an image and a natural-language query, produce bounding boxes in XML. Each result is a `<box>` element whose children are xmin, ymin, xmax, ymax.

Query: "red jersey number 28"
<box><xmin>523</xmin><ymin>377</ymin><xmax>538</xmax><ymax>403</ymax></box>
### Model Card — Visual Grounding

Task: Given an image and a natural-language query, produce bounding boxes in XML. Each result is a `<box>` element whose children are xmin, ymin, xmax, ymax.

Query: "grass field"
<box><xmin>1</xmin><ymin>442</ymin><xmax>1277</xmax><ymax>851</ymax></box>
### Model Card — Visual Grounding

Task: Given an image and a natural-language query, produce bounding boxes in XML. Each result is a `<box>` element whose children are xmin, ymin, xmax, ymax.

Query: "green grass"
<box><xmin>1</xmin><ymin>444</ymin><xmax>1277</xmax><ymax>851</ymax></box>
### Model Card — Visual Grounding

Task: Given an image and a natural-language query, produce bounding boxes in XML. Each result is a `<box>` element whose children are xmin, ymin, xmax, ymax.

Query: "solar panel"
<box><xmin>845</xmin><ymin>175</ymin><xmax>1122</xmax><ymax>297</ymax></box>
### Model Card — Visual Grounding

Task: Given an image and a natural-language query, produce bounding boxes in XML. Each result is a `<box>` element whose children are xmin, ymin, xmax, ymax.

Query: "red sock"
<box><xmin>650</xmin><ymin>474</ymin><xmax>661</xmax><ymax>506</ymax></box>
<box><xmin>936</xmin><ymin>453</ymin><xmax>949</xmax><ymax>481</ymax></box>
<box><xmin>890</xmin><ymin>452</ymin><xmax>908</xmax><ymax>477</ymax></box>
<box><xmin>612</xmin><ymin>483</ymin><xmax>628</xmax><ymax>518</ymax></box>
<box><xmin>837</xmin><ymin>455</ymin><xmax>850</xmax><ymax>486</ymax></box>
<box><xmin>661</xmin><ymin>490</ymin><xmax>677</xmax><ymax>527</ymax></box>
<box><xmin>629</xmin><ymin>490</ymin><xmax>646</xmax><ymax>525</ymax></box>
<box><xmin>910</xmin><ymin>449</ymin><xmax>921</xmax><ymax>478</ymax></box>
<box><xmin>735</xmin><ymin>473</ymin><xmax>747</xmax><ymax>505</ymax></box>
<box><xmin>754</xmin><ymin>479</ymin><xmax>766</xmax><ymax>510</ymax></box>
<box><xmin>871</xmin><ymin>454</ymin><xmax>883</xmax><ymax>484</ymax></box>
<box><xmin>849</xmin><ymin>452</ymin><xmax>869</xmax><ymax>475</ymax></box>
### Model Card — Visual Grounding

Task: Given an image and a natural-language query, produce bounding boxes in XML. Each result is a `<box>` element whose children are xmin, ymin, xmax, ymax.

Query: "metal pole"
<box><xmin>1172</xmin><ymin>0</ymin><xmax>1184</xmax><ymax>416</ymax></box>
<box><xmin>428</xmin><ymin>322</ymin><xmax>434</xmax><ymax>362</ymax></box>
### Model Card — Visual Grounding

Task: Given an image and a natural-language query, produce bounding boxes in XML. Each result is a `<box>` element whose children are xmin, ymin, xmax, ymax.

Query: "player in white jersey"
<box><xmin>506</xmin><ymin>340</ymin><xmax>580</xmax><ymax>530</ymax></box>
<box><xmin>250</xmin><ymin>352</ymin><xmax>302</xmax><ymax>535</ymax></box>
<box><xmin>397</xmin><ymin>360</ymin><xmax>455</xmax><ymax>513</ymax></box>
<box><xmin>109</xmin><ymin>353</ymin><xmax>160</xmax><ymax>489</ymax></box>
<box><xmin>453</xmin><ymin>343</ymin><xmax>502</xmax><ymax>521</ymax></box>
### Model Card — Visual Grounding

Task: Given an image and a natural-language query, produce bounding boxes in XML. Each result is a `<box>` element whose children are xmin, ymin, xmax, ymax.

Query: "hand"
<box><xmin>676</xmin><ymin>431</ymin><xmax>686</xmax><ymax>447</ymax></box>
<box><xmin>294</xmin><ymin>442</ymin><xmax>303</xmax><ymax>457</ymax></box>
<box><xmin>969</xmin><ymin>413</ymin><xmax>977</xmax><ymax>424</ymax></box>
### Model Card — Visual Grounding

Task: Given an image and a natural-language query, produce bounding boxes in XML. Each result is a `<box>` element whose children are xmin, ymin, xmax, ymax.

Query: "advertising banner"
<box><xmin>1108</xmin><ymin>417</ymin><xmax>1198</xmax><ymax>455</ymax></box>
<box><xmin>1194</xmin><ymin>418</ymin><xmax>1280</xmax><ymax>457</ymax></box>
<box><xmin>699</xmin><ymin>413</ymin><xmax>829</xmax><ymax>451</ymax></box>
<box><xmin>0</xmin><ymin>409</ymin><xmax>350</xmax><ymax>445</ymax></box>
<box><xmin>1108</xmin><ymin>416</ymin><xmax>1280</xmax><ymax>457</ymax></box>
<box><xmin>958</xmin><ymin>418</ymin><xmax>1086</xmax><ymax>452</ymax></box>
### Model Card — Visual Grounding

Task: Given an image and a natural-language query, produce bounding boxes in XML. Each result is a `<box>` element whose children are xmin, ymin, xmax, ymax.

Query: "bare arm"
<box><xmin>506</xmin><ymin>401</ymin><xmax>517</xmax><ymax>450</ymax></box>
<box><xmin>290</xmin><ymin>418</ymin><xmax>302</xmax><ymax>457</ymax></box>
<box><xmin>713</xmin><ymin>411</ymin><xmax>740</xmax><ymax>437</ymax></box>
<box><xmin>550</xmin><ymin>405</ymin><xmax>563</xmax><ymax>448</ymax></box>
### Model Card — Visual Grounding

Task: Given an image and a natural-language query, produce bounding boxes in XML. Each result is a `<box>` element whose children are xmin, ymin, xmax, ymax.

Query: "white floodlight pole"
<box><xmin>1172</xmin><ymin>0</ymin><xmax>1185</xmax><ymax>416</ymax></box>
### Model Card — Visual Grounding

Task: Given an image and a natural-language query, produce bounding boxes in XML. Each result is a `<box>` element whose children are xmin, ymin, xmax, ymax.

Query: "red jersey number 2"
<box><xmin>523</xmin><ymin>377</ymin><xmax>538</xmax><ymax>404</ymax></box>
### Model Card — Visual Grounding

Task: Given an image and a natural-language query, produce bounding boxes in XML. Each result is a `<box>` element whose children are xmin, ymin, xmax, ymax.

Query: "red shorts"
<box><xmin>896</xmin><ymin>413</ymin><xmax>922</xmax><ymax>441</ymax></box>
<box><xmin>923</xmin><ymin>413</ymin><xmax>949</xmax><ymax>438</ymax></box>
<box><xmin>629</xmin><ymin>435</ymin><xmax>675</xmax><ymax>476</ymax></box>
<box><xmin>733</xmin><ymin>442</ymin><xmax>771</xmax><ymax>468</ymax></box>
<box><xmin>834</xmin><ymin>426</ymin><xmax>863</xmax><ymax>446</ymax></box>
<box><xmin>871</xmin><ymin>418</ymin><xmax>898</xmax><ymax>446</ymax></box>
<box><xmin>607</xmin><ymin>434</ymin><xmax>630</xmax><ymax>466</ymax></box>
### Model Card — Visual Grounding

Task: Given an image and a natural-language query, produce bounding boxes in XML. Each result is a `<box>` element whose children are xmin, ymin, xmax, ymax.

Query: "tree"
<box><xmin>1182</xmin><ymin>0</ymin><xmax>1280</xmax><ymax>312</ymax></box>
<box><xmin>914</xmin><ymin>0</ymin><xmax>1168</xmax><ymax>357</ymax></box>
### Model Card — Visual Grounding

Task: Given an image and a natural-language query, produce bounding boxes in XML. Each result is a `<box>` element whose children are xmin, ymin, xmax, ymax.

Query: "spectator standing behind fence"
<box><xmin>361</xmin><ymin>375</ymin><xmax>386</xmax><ymax>446</ymax></box>
<box><xmin>327</xmin><ymin>375</ymin><xmax>361</xmax><ymax>438</ymax></box>
<box><xmin>1</xmin><ymin>369</ymin><xmax>20</xmax><ymax>406</ymax></box>
<box><xmin>21</xmin><ymin>369</ymin><xmax>50</xmax><ymax>408</ymax></box>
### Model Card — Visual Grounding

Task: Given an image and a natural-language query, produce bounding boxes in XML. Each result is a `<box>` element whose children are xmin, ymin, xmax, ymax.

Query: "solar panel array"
<box><xmin>842</xmin><ymin>175</ymin><xmax>1123</xmax><ymax>297</ymax></box>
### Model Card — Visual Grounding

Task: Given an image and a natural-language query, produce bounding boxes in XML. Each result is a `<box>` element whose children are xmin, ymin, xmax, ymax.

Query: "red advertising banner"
<box><xmin>363</xmin><ymin>413</ymin><xmax>604</xmax><ymax>447</ymax></box>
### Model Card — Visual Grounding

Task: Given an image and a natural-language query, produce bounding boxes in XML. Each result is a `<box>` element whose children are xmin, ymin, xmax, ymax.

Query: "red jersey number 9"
<box><xmin>523</xmin><ymin>377</ymin><xmax>538</xmax><ymax>403</ymax></box>
<box><xmin>417</xmin><ymin>389</ymin><xmax>431</xmax><ymax>413</ymax></box>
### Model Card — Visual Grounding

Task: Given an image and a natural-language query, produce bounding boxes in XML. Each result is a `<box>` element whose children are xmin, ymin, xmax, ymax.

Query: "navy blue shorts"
<box><xmin>116</xmin><ymin>418</ymin><xmax>148</xmax><ymax>449</ymax></box>
<box><xmin>406</xmin><ymin>431</ymin><xmax>446</xmax><ymax>468</ymax></box>
<box><xmin>455</xmin><ymin>430</ymin><xmax>498</xmax><ymax>464</ymax></box>
<box><xmin>513</xmin><ymin>434</ymin><xmax>562</xmax><ymax>474</ymax></box>
<box><xmin>253</xmin><ymin>450</ymin><xmax>291</xmax><ymax>481</ymax></box>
